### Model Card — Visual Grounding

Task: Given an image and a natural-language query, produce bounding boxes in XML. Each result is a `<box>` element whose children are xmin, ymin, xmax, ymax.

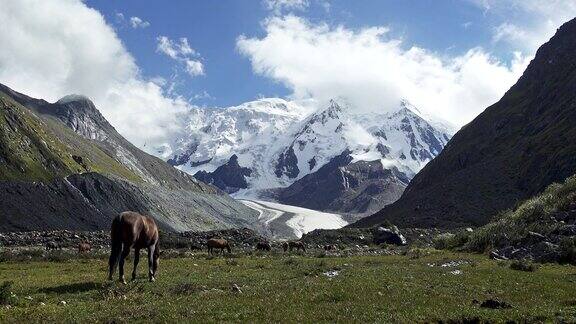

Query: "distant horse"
<box><xmin>108</xmin><ymin>211</ymin><xmax>160</xmax><ymax>284</ymax></box>
<box><xmin>323</xmin><ymin>244</ymin><xmax>337</xmax><ymax>251</ymax></box>
<box><xmin>255</xmin><ymin>242</ymin><xmax>271</xmax><ymax>251</ymax></box>
<box><xmin>78</xmin><ymin>242</ymin><xmax>91</xmax><ymax>253</ymax></box>
<box><xmin>283</xmin><ymin>241</ymin><xmax>306</xmax><ymax>252</ymax></box>
<box><xmin>207</xmin><ymin>238</ymin><xmax>231</xmax><ymax>255</ymax></box>
<box><xmin>45</xmin><ymin>241</ymin><xmax>61</xmax><ymax>251</ymax></box>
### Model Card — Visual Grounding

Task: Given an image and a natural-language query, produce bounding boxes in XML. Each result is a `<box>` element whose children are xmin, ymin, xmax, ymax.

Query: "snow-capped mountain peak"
<box><xmin>168</xmin><ymin>98</ymin><xmax>453</xmax><ymax>199</ymax></box>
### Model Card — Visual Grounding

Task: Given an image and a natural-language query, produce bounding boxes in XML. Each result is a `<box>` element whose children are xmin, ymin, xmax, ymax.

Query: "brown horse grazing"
<box><xmin>283</xmin><ymin>241</ymin><xmax>306</xmax><ymax>252</ymax></box>
<box><xmin>108</xmin><ymin>211</ymin><xmax>160</xmax><ymax>284</ymax></box>
<box><xmin>255</xmin><ymin>242</ymin><xmax>271</xmax><ymax>251</ymax></box>
<box><xmin>78</xmin><ymin>242</ymin><xmax>91</xmax><ymax>253</ymax></box>
<box><xmin>207</xmin><ymin>238</ymin><xmax>231</xmax><ymax>255</ymax></box>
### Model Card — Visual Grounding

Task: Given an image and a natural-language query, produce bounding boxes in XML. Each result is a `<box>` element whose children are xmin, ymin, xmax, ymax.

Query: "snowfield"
<box><xmin>239</xmin><ymin>200</ymin><xmax>348</xmax><ymax>239</ymax></box>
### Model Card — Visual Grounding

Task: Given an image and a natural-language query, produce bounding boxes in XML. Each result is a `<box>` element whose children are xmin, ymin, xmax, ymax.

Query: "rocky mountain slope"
<box><xmin>277</xmin><ymin>150</ymin><xmax>409</xmax><ymax>214</ymax></box>
<box><xmin>169</xmin><ymin>98</ymin><xmax>452</xmax><ymax>214</ymax></box>
<box><xmin>0</xmin><ymin>83</ymin><xmax>258</xmax><ymax>232</ymax></box>
<box><xmin>354</xmin><ymin>18</ymin><xmax>576</xmax><ymax>229</ymax></box>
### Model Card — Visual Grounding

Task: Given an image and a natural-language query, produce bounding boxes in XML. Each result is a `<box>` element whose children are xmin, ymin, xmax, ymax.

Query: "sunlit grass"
<box><xmin>0</xmin><ymin>251</ymin><xmax>574</xmax><ymax>322</ymax></box>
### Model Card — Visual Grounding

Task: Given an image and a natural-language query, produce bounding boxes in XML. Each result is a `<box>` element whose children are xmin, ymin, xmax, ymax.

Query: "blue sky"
<box><xmin>1</xmin><ymin>0</ymin><xmax>574</xmax><ymax>151</ymax></box>
<box><xmin>87</xmin><ymin>0</ymin><xmax>519</xmax><ymax>108</ymax></box>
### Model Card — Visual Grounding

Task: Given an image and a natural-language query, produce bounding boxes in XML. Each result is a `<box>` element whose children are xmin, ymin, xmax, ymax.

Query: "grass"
<box><xmin>0</xmin><ymin>251</ymin><xmax>575</xmax><ymax>322</ymax></box>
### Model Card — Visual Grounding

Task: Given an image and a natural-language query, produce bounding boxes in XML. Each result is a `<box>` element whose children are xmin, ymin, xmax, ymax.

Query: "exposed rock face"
<box><xmin>0</xmin><ymin>83</ymin><xmax>258</xmax><ymax>232</ymax></box>
<box><xmin>194</xmin><ymin>155</ymin><xmax>252</xmax><ymax>193</ymax></box>
<box><xmin>354</xmin><ymin>18</ymin><xmax>576</xmax><ymax>229</ymax></box>
<box><xmin>278</xmin><ymin>150</ymin><xmax>409</xmax><ymax>214</ymax></box>
<box><xmin>274</xmin><ymin>146</ymin><xmax>299</xmax><ymax>179</ymax></box>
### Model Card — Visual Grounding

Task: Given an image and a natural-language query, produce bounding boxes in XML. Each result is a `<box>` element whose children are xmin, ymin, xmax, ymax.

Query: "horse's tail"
<box><xmin>108</xmin><ymin>214</ymin><xmax>123</xmax><ymax>280</ymax></box>
<box><xmin>110</xmin><ymin>214</ymin><xmax>123</xmax><ymax>249</ymax></box>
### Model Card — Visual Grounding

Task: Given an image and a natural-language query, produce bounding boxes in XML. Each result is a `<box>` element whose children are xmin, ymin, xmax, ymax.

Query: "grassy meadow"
<box><xmin>0</xmin><ymin>249</ymin><xmax>575</xmax><ymax>323</ymax></box>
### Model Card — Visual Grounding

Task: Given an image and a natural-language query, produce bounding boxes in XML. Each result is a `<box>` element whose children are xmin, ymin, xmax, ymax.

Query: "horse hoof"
<box><xmin>120</xmin><ymin>279</ymin><xmax>127</xmax><ymax>285</ymax></box>
<box><xmin>149</xmin><ymin>277</ymin><xmax>156</xmax><ymax>283</ymax></box>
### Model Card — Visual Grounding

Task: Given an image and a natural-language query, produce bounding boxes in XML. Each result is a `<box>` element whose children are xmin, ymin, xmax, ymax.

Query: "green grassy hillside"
<box><xmin>0</xmin><ymin>92</ymin><xmax>139</xmax><ymax>182</ymax></box>
<box><xmin>434</xmin><ymin>174</ymin><xmax>576</xmax><ymax>263</ymax></box>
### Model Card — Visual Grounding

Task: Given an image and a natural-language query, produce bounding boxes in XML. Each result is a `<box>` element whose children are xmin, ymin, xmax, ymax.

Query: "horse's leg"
<box><xmin>118</xmin><ymin>245</ymin><xmax>131</xmax><ymax>284</ymax></box>
<box><xmin>132</xmin><ymin>248</ymin><xmax>140</xmax><ymax>281</ymax></box>
<box><xmin>152</xmin><ymin>241</ymin><xmax>159</xmax><ymax>279</ymax></box>
<box><xmin>108</xmin><ymin>241</ymin><xmax>122</xmax><ymax>281</ymax></box>
<box><xmin>147</xmin><ymin>244</ymin><xmax>156</xmax><ymax>282</ymax></box>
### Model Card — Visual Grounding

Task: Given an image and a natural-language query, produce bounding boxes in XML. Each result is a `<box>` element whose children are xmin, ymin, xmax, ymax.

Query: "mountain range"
<box><xmin>168</xmin><ymin>98</ymin><xmax>453</xmax><ymax>215</ymax></box>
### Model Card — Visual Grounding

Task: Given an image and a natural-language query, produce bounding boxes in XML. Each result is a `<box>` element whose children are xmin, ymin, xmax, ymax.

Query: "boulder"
<box><xmin>372</xmin><ymin>226</ymin><xmax>407</xmax><ymax>246</ymax></box>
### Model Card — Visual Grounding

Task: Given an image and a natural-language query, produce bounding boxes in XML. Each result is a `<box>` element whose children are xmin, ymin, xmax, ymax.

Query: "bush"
<box><xmin>509</xmin><ymin>260</ymin><xmax>539</xmax><ymax>272</ymax></box>
<box><xmin>406</xmin><ymin>248</ymin><xmax>432</xmax><ymax>259</ymax></box>
<box><xmin>559</xmin><ymin>237</ymin><xmax>576</xmax><ymax>265</ymax></box>
<box><xmin>433</xmin><ymin>231</ymin><xmax>470</xmax><ymax>250</ymax></box>
<box><xmin>0</xmin><ymin>281</ymin><xmax>15</xmax><ymax>305</ymax></box>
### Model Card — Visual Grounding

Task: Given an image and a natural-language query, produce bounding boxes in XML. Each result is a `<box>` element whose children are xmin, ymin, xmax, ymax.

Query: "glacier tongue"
<box><xmin>168</xmin><ymin>98</ymin><xmax>454</xmax><ymax>199</ymax></box>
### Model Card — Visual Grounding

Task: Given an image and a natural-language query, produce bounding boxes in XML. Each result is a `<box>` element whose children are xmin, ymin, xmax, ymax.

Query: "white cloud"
<box><xmin>185</xmin><ymin>59</ymin><xmax>204</xmax><ymax>77</ymax></box>
<box><xmin>264</xmin><ymin>0</ymin><xmax>309</xmax><ymax>14</ymax></box>
<box><xmin>237</xmin><ymin>16</ymin><xmax>530</xmax><ymax>126</ymax></box>
<box><xmin>470</xmin><ymin>0</ymin><xmax>576</xmax><ymax>53</ymax></box>
<box><xmin>156</xmin><ymin>36</ymin><xmax>204</xmax><ymax>77</ymax></box>
<box><xmin>0</xmin><ymin>0</ymin><xmax>189</xmax><ymax>153</ymax></box>
<box><xmin>129</xmin><ymin>16</ymin><xmax>150</xmax><ymax>29</ymax></box>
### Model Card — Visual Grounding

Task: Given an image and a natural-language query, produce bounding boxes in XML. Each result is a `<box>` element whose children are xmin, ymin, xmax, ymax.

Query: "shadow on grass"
<box><xmin>39</xmin><ymin>281</ymin><xmax>101</xmax><ymax>294</ymax></box>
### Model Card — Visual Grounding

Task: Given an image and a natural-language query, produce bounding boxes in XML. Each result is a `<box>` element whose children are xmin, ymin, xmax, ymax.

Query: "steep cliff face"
<box><xmin>0</xmin><ymin>83</ymin><xmax>258</xmax><ymax>232</ymax></box>
<box><xmin>277</xmin><ymin>150</ymin><xmax>408</xmax><ymax>214</ymax></box>
<box><xmin>194</xmin><ymin>155</ymin><xmax>252</xmax><ymax>194</ymax></box>
<box><xmin>354</xmin><ymin>18</ymin><xmax>576</xmax><ymax>229</ymax></box>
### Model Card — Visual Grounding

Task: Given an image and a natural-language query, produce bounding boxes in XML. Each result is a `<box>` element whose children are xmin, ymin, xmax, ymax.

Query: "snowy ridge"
<box><xmin>169</xmin><ymin>97</ymin><xmax>454</xmax><ymax>198</ymax></box>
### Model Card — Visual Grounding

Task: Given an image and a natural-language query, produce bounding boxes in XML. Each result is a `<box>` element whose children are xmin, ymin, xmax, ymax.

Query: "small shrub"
<box><xmin>559</xmin><ymin>237</ymin><xmax>576</xmax><ymax>265</ymax></box>
<box><xmin>433</xmin><ymin>231</ymin><xmax>470</xmax><ymax>250</ymax></box>
<box><xmin>509</xmin><ymin>259</ymin><xmax>539</xmax><ymax>272</ymax></box>
<box><xmin>406</xmin><ymin>248</ymin><xmax>432</xmax><ymax>259</ymax></box>
<box><xmin>0</xmin><ymin>281</ymin><xmax>15</xmax><ymax>305</ymax></box>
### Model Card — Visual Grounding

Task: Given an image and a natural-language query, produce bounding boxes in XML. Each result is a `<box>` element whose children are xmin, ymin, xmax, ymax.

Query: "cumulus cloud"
<box><xmin>237</xmin><ymin>16</ymin><xmax>530</xmax><ymax>126</ymax></box>
<box><xmin>471</xmin><ymin>0</ymin><xmax>576</xmax><ymax>53</ymax></box>
<box><xmin>0</xmin><ymin>0</ymin><xmax>189</xmax><ymax>154</ymax></box>
<box><xmin>156</xmin><ymin>36</ymin><xmax>204</xmax><ymax>77</ymax></box>
<box><xmin>129</xmin><ymin>16</ymin><xmax>150</xmax><ymax>29</ymax></box>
